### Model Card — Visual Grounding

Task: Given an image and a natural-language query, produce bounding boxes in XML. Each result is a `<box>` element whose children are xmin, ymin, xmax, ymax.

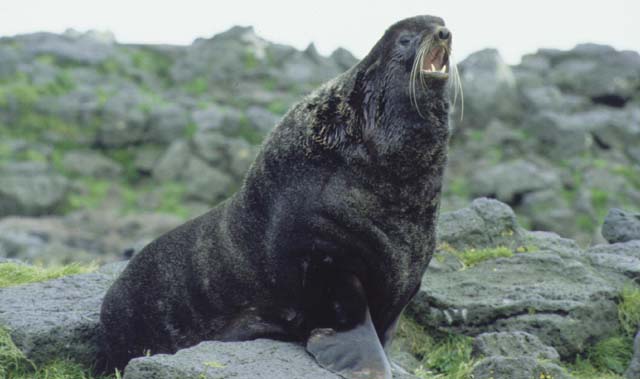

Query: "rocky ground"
<box><xmin>0</xmin><ymin>27</ymin><xmax>639</xmax><ymax>266</ymax></box>
<box><xmin>1</xmin><ymin>199</ymin><xmax>640</xmax><ymax>378</ymax></box>
<box><xmin>0</xmin><ymin>26</ymin><xmax>640</xmax><ymax>379</ymax></box>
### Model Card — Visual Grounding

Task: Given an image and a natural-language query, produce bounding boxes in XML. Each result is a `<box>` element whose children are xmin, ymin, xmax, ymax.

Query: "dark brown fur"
<box><xmin>100</xmin><ymin>15</ymin><xmax>451</xmax><ymax>373</ymax></box>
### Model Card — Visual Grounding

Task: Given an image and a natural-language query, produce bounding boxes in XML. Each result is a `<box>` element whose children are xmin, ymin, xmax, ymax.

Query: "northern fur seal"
<box><xmin>100</xmin><ymin>15</ymin><xmax>456</xmax><ymax>379</ymax></box>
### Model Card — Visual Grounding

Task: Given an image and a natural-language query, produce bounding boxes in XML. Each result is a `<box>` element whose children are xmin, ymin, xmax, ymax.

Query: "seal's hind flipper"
<box><xmin>306</xmin><ymin>306</ymin><xmax>391</xmax><ymax>379</ymax></box>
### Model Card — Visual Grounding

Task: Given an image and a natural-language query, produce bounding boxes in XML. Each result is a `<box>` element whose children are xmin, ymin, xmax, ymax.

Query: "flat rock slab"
<box><xmin>471</xmin><ymin>356</ymin><xmax>569</xmax><ymax>379</ymax></box>
<box><xmin>472</xmin><ymin>331</ymin><xmax>559</xmax><ymax>360</ymax></box>
<box><xmin>123</xmin><ymin>339</ymin><xmax>417</xmax><ymax>379</ymax></box>
<box><xmin>0</xmin><ymin>262</ymin><xmax>126</xmax><ymax>366</ymax></box>
<box><xmin>409</xmin><ymin>251</ymin><xmax>619</xmax><ymax>358</ymax></box>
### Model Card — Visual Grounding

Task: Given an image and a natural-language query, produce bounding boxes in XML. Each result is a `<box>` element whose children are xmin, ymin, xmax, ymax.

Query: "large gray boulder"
<box><xmin>602</xmin><ymin>208</ymin><xmax>640</xmax><ymax>243</ymax></box>
<box><xmin>0</xmin><ymin>162</ymin><xmax>69</xmax><ymax>217</ymax></box>
<box><xmin>471</xmin><ymin>356</ymin><xmax>569</xmax><ymax>379</ymax></box>
<box><xmin>0</xmin><ymin>211</ymin><xmax>182</xmax><ymax>264</ymax></box>
<box><xmin>0</xmin><ymin>262</ymin><xmax>126</xmax><ymax>366</ymax></box>
<box><xmin>191</xmin><ymin>131</ymin><xmax>258</xmax><ymax>179</ymax></box>
<box><xmin>455</xmin><ymin>49</ymin><xmax>520</xmax><ymax>129</ymax></box>
<box><xmin>123</xmin><ymin>339</ymin><xmax>416</xmax><ymax>379</ymax></box>
<box><xmin>470</xmin><ymin>160</ymin><xmax>561</xmax><ymax>205</ymax></box>
<box><xmin>585</xmin><ymin>240</ymin><xmax>640</xmax><ymax>286</ymax></box>
<box><xmin>472</xmin><ymin>331</ymin><xmax>559</xmax><ymax>360</ymax></box>
<box><xmin>436</xmin><ymin>197</ymin><xmax>524</xmax><ymax>250</ymax></box>
<box><xmin>547</xmin><ymin>44</ymin><xmax>640</xmax><ymax>102</ymax></box>
<box><xmin>409</xmin><ymin>250</ymin><xmax>619</xmax><ymax>358</ymax></box>
<box><xmin>95</xmin><ymin>87</ymin><xmax>150</xmax><ymax>147</ymax></box>
<box><xmin>147</xmin><ymin>103</ymin><xmax>190</xmax><ymax>144</ymax></box>
<box><xmin>61</xmin><ymin>150</ymin><xmax>123</xmax><ymax>178</ymax></box>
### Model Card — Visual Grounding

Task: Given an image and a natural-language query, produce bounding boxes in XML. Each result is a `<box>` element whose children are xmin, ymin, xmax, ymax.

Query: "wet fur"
<box><xmin>100</xmin><ymin>15</ymin><xmax>452</xmax><ymax>372</ymax></box>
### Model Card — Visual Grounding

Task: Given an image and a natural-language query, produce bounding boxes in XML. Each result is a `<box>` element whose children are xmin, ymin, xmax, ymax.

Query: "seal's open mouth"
<box><xmin>421</xmin><ymin>46</ymin><xmax>449</xmax><ymax>78</ymax></box>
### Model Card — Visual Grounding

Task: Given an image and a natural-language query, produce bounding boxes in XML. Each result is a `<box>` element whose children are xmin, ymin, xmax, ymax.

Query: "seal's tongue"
<box><xmin>422</xmin><ymin>46</ymin><xmax>447</xmax><ymax>73</ymax></box>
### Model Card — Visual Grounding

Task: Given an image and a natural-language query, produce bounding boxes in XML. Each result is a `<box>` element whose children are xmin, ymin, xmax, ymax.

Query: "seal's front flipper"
<box><xmin>306</xmin><ymin>300</ymin><xmax>391</xmax><ymax>379</ymax></box>
<box><xmin>307</xmin><ymin>273</ymin><xmax>391</xmax><ymax>379</ymax></box>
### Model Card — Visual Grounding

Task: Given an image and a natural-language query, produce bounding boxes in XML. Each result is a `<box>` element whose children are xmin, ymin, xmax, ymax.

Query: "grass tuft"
<box><xmin>396</xmin><ymin>316</ymin><xmax>476</xmax><ymax>379</ymax></box>
<box><xmin>452</xmin><ymin>246</ymin><xmax>513</xmax><ymax>268</ymax></box>
<box><xmin>587</xmin><ymin>336</ymin><xmax>634</xmax><ymax>375</ymax></box>
<box><xmin>619</xmin><ymin>285</ymin><xmax>640</xmax><ymax>337</ymax></box>
<box><xmin>0</xmin><ymin>262</ymin><xmax>96</xmax><ymax>288</ymax></box>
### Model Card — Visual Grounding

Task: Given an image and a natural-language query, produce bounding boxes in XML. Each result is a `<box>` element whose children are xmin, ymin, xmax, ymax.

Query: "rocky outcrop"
<box><xmin>123</xmin><ymin>339</ymin><xmax>416</xmax><ymax>379</ymax></box>
<box><xmin>602</xmin><ymin>208</ymin><xmax>640</xmax><ymax>243</ymax></box>
<box><xmin>412</xmin><ymin>200</ymin><xmax>622</xmax><ymax>360</ymax></box>
<box><xmin>0</xmin><ymin>262</ymin><xmax>125</xmax><ymax>366</ymax></box>
<box><xmin>0</xmin><ymin>162</ymin><xmax>69</xmax><ymax>218</ymax></box>
<box><xmin>471</xmin><ymin>331</ymin><xmax>560</xmax><ymax>360</ymax></box>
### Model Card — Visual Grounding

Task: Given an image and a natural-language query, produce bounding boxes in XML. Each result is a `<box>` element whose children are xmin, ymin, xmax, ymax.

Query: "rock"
<box><xmin>602</xmin><ymin>208</ymin><xmax>640</xmax><ymax>243</ymax></box>
<box><xmin>470</xmin><ymin>160</ymin><xmax>561</xmax><ymax>205</ymax></box>
<box><xmin>585</xmin><ymin>240</ymin><xmax>640</xmax><ymax>286</ymax></box>
<box><xmin>245</xmin><ymin>106</ymin><xmax>280</xmax><ymax>134</ymax></box>
<box><xmin>147</xmin><ymin>103</ymin><xmax>189</xmax><ymax>144</ymax></box>
<box><xmin>472</xmin><ymin>331</ymin><xmax>559</xmax><ymax>360</ymax></box>
<box><xmin>330</xmin><ymin>47</ymin><xmax>358</xmax><ymax>71</ymax></box>
<box><xmin>133</xmin><ymin>146</ymin><xmax>164</xmax><ymax>175</ymax></box>
<box><xmin>95</xmin><ymin>87</ymin><xmax>150</xmax><ymax>147</ymax></box>
<box><xmin>0</xmin><ymin>262</ymin><xmax>126</xmax><ymax>366</ymax></box>
<box><xmin>523</xmin><ymin>112</ymin><xmax>592</xmax><ymax>160</ymax></box>
<box><xmin>153</xmin><ymin>140</ymin><xmax>192</xmax><ymax>181</ymax></box>
<box><xmin>191</xmin><ymin>131</ymin><xmax>258</xmax><ymax>179</ymax></box>
<box><xmin>15</xmin><ymin>30</ymin><xmax>115</xmax><ymax>65</ymax></box>
<box><xmin>626</xmin><ymin>331</ymin><xmax>640</xmax><ymax>379</ymax></box>
<box><xmin>123</xmin><ymin>339</ymin><xmax>416</xmax><ymax>379</ymax></box>
<box><xmin>519</xmin><ymin>85</ymin><xmax>588</xmax><ymax>114</ymax></box>
<box><xmin>520</xmin><ymin>189</ymin><xmax>578</xmax><ymax>238</ymax></box>
<box><xmin>0</xmin><ymin>211</ymin><xmax>182</xmax><ymax>264</ymax></box>
<box><xmin>61</xmin><ymin>150</ymin><xmax>123</xmax><ymax>178</ymax></box>
<box><xmin>547</xmin><ymin>43</ymin><xmax>640</xmax><ymax>102</ymax></box>
<box><xmin>0</xmin><ymin>162</ymin><xmax>69</xmax><ymax>217</ymax></box>
<box><xmin>192</xmin><ymin>105</ymin><xmax>242</xmax><ymax>132</ymax></box>
<box><xmin>408</xmin><ymin>250</ymin><xmax>619</xmax><ymax>358</ymax></box>
<box><xmin>183</xmin><ymin>157</ymin><xmax>233</xmax><ymax>204</ymax></box>
<box><xmin>519</xmin><ymin>231</ymin><xmax>580</xmax><ymax>257</ymax></box>
<box><xmin>436</xmin><ymin>198</ymin><xmax>523</xmax><ymax>250</ymax></box>
<box><xmin>471</xmin><ymin>356</ymin><xmax>569</xmax><ymax>379</ymax></box>
<box><xmin>455</xmin><ymin>49</ymin><xmax>520</xmax><ymax>129</ymax></box>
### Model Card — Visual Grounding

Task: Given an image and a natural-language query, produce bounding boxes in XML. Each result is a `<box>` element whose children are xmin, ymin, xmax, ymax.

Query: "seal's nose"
<box><xmin>436</xmin><ymin>27</ymin><xmax>451</xmax><ymax>41</ymax></box>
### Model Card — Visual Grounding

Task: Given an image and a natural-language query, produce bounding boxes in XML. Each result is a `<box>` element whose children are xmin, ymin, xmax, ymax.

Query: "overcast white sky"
<box><xmin>0</xmin><ymin>0</ymin><xmax>638</xmax><ymax>64</ymax></box>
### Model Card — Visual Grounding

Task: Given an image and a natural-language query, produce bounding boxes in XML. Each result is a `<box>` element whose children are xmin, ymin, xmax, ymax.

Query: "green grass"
<box><xmin>244</xmin><ymin>51</ymin><xmax>258</xmax><ymax>70</ymax></box>
<box><xmin>0</xmin><ymin>262</ymin><xmax>96</xmax><ymax>288</ymax></box>
<box><xmin>396</xmin><ymin>317</ymin><xmax>476</xmax><ymax>379</ymax></box>
<box><xmin>619</xmin><ymin>285</ymin><xmax>640</xmax><ymax>337</ymax></box>
<box><xmin>183</xmin><ymin>77</ymin><xmax>209</xmax><ymax>96</ymax></box>
<box><xmin>1</xmin><ymin>327</ymin><xmax>112</xmax><ymax>379</ymax></box>
<box><xmin>65</xmin><ymin>179</ymin><xmax>111</xmax><ymax>212</ymax></box>
<box><xmin>235</xmin><ymin>116</ymin><xmax>264</xmax><ymax>145</ymax></box>
<box><xmin>586</xmin><ymin>336</ymin><xmax>634</xmax><ymax>375</ymax></box>
<box><xmin>569</xmin><ymin>357</ymin><xmax>625</xmax><ymax>379</ymax></box>
<box><xmin>451</xmin><ymin>246</ymin><xmax>513</xmax><ymax>268</ymax></box>
<box><xmin>567</xmin><ymin>285</ymin><xmax>640</xmax><ymax>378</ymax></box>
<box><xmin>0</xmin><ymin>265</ymin><xmax>112</xmax><ymax>378</ymax></box>
<box><xmin>266</xmin><ymin>100</ymin><xmax>289</xmax><ymax>115</ymax></box>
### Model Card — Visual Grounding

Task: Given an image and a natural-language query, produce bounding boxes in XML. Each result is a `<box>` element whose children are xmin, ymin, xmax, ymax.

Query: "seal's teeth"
<box><xmin>441</xmin><ymin>65</ymin><xmax>447</xmax><ymax>73</ymax></box>
<box><xmin>431</xmin><ymin>64</ymin><xmax>436</xmax><ymax>71</ymax></box>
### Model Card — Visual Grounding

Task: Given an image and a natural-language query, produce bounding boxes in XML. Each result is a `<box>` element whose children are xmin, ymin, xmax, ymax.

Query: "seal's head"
<box><xmin>359</xmin><ymin>15</ymin><xmax>461</xmax><ymax>118</ymax></box>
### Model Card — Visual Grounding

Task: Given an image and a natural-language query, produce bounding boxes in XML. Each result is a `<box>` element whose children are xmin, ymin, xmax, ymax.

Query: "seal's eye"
<box><xmin>398</xmin><ymin>35</ymin><xmax>412</xmax><ymax>46</ymax></box>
